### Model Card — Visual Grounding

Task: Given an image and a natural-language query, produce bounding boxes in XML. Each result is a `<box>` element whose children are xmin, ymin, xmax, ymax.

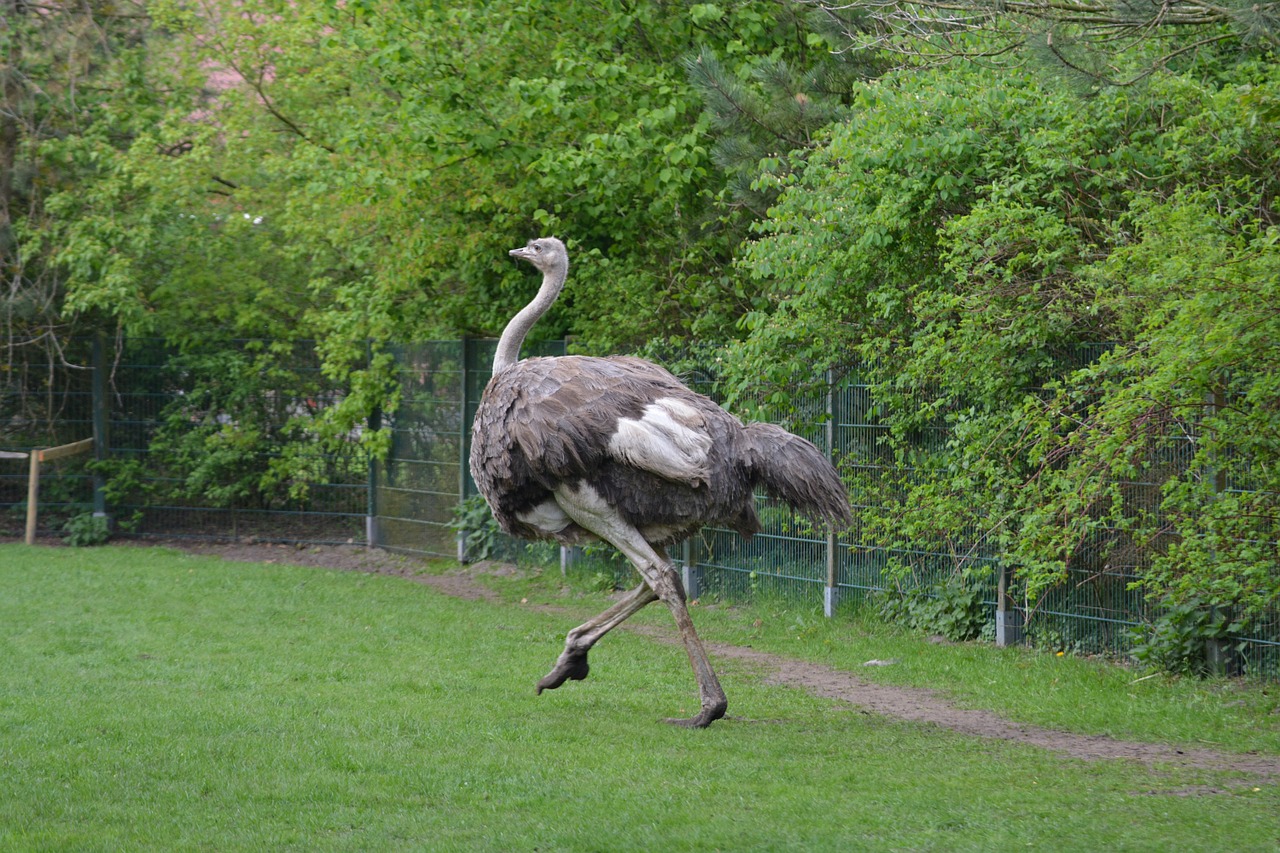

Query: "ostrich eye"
<box><xmin>533</xmin><ymin>243</ymin><xmax>542</xmax><ymax>252</ymax></box>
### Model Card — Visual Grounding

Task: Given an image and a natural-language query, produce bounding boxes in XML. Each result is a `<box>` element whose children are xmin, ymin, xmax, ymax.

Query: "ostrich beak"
<box><xmin>510</xmin><ymin>245</ymin><xmax>534</xmax><ymax>260</ymax></box>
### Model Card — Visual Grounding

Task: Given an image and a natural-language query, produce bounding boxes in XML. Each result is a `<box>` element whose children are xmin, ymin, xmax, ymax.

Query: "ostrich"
<box><xmin>469</xmin><ymin>236</ymin><xmax>852</xmax><ymax>728</ymax></box>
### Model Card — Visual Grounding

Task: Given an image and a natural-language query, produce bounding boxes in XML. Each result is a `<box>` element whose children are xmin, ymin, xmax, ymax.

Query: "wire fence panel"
<box><xmin>117</xmin><ymin>339</ymin><xmax>368</xmax><ymax>545</ymax></box>
<box><xmin>675</xmin><ymin>364</ymin><xmax>1278</xmax><ymax>676</ymax></box>
<box><xmin>2</xmin><ymin>335</ymin><xmax>1276</xmax><ymax>677</ymax></box>
<box><xmin>373</xmin><ymin>338</ymin><xmax>567</xmax><ymax>557</ymax></box>
<box><xmin>373</xmin><ymin>340</ymin><xmax>466</xmax><ymax>557</ymax></box>
<box><xmin>2</xmin><ymin>338</ymin><xmax>371</xmax><ymax>544</ymax></box>
<box><xmin>0</xmin><ymin>338</ymin><xmax>99</xmax><ymax>538</ymax></box>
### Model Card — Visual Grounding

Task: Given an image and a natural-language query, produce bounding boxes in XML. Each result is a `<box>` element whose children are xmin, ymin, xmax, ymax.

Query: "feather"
<box><xmin>470</xmin><ymin>353</ymin><xmax>851</xmax><ymax>545</ymax></box>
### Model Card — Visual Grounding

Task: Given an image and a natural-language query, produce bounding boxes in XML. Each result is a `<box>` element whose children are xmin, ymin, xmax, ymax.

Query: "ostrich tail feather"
<box><xmin>742</xmin><ymin>423</ymin><xmax>853</xmax><ymax>528</ymax></box>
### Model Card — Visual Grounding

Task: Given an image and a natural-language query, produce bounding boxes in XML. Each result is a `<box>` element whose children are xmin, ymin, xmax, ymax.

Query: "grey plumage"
<box><xmin>468</xmin><ymin>236</ymin><xmax>851</xmax><ymax>728</ymax></box>
<box><xmin>471</xmin><ymin>354</ymin><xmax>850</xmax><ymax>544</ymax></box>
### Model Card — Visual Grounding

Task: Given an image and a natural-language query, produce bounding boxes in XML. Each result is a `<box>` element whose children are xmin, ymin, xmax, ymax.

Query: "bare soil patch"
<box><xmin>708</xmin><ymin>642</ymin><xmax>1280</xmax><ymax>779</ymax></box>
<box><xmin>158</xmin><ymin>540</ymin><xmax>1280</xmax><ymax>783</ymax></box>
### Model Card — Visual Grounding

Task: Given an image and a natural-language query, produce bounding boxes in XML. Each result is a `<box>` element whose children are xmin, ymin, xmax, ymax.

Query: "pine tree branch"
<box><xmin>686</xmin><ymin>51</ymin><xmax>811</xmax><ymax>151</ymax></box>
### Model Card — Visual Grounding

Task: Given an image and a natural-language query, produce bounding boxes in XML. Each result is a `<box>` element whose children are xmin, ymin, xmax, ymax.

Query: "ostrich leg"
<box><xmin>536</xmin><ymin>581</ymin><xmax>658</xmax><ymax>693</ymax></box>
<box><xmin>549</xmin><ymin>484</ymin><xmax>728</xmax><ymax>728</ymax></box>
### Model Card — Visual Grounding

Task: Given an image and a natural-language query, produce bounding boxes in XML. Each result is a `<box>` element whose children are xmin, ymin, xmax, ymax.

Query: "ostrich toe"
<box><xmin>535</xmin><ymin>650</ymin><xmax>590</xmax><ymax>694</ymax></box>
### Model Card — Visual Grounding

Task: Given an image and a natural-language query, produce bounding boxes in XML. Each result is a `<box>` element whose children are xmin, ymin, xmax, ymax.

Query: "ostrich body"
<box><xmin>469</xmin><ymin>236</ymin><xmax>851</xmax><ymax>727</ymax></box>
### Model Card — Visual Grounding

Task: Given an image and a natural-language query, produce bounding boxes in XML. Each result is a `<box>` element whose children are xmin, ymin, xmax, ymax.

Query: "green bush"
<box><xmin>1129</xmin><ymin>601</ymin><xmax>1247</xmax><ymax>677</ymax></box>
<box><xmin>450</xmin><ymin>495</ymin><xmax>503</xmax><ymax>563</ymax></box>
<box><xmin>730</xmin><ymin>53</ymin><xmax>1280</xmax><ymax>625</ymax></box>
<box><xmin>875</xmin><ymin>573</ymin><xmax>991</xmax><ymax>641</ymax></box>
<box><xmin>61</xmin><ymin>513</ymin><xmax>110</xmax><ymax>547</ymax></box>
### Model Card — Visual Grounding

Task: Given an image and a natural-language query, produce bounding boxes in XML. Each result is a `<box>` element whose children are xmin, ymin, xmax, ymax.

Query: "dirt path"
<box><xmin>707</xmin><ymin>641</ymin><xmax>1280</xmax><ymax>779</ymax></box>
<box><xmin>169</xmin><ymin>541</ymin><xmax>1280</xmax><ymax>783</ymax></box>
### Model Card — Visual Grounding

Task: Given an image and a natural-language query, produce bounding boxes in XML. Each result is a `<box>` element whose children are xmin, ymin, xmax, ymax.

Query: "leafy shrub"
<box><xmin>62</xmin><ymin>513</ymin><xmax>110</xmax><ymax>547</ymax></box>
<box><xmin>730</xmin><ymin>55</ymin><xmax>1280</xmax><ymax>625</ymax></box>
<box><xmin>518</xmin><ymin>541</ymin><xmax>560</xmax><ymax>569</ymax></box>
<box><xmin>1129</xmin><ymin>601</ymin><xmax>1247</xmax><ymax>677</ymax></box>
<box><xmin>876</xmin><ymin>573</ymin><xmax>990</xmax><ymax>641</ymax></box>
<box><xmin>451</xmin><ymin>495</ymin><xmax>503</xmax><ymax>563</ymax></box>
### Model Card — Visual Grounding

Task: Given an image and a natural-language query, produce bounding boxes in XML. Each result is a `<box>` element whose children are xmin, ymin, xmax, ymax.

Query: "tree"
<box><xmin>682</xmin><ymin>2</ymin><xmax>880</xmax><ymax>217</ymax></box>
<box><xmin>46</xmin><ymin>1</ymin><xmax>846</xmax><ymax>375</ymax></box>
<box><xmin>730</xmin><ymin>49</ymin><xmax>1280</xmax><ymax>619</ymax></box>
<box><xmin>35</xmin><ymin>0</ymin><xmax>854</xmax><ymax>461</ymax></box>
<box><xmin>2</xmin><ymin>1</ymin><xmax>166</xmax><ymax>419</ymax></box>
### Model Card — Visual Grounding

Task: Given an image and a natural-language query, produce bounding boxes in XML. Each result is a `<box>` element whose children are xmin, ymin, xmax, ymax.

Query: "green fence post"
<box><xmin>995</xmin><ymin>561</ymin><xmax>1024</xmax><ymax>646</ymax></box>
<box><xmin>682</xmin><ymin>537</ymin><xmax>702</xmax><ymax>600</ymax></box>
<box><xmin>367</xmin><ymin>402</ymin><xmax>381</xmax><ymax>549</ymax></box>
<box><xmin>824</xmin><ymin>370</ymin><xmax>838</xmax><ymax>617</ymax></box>
<box><xmin>91</xmin><ymin>333</ymin><xmax>110</xmax><ymax>524</ymax></box>
<box><xmin>461</xmin><ymin>336</ymin><xmax>475</xmax><ymax>500</ymax></box>
<box><xmin>458</xmin><ymin>336</ymin><xmax>472</xmax><ymax>562</ymax></box>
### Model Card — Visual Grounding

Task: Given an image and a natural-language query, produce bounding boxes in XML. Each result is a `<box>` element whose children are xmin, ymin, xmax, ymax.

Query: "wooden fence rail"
<box><xmin>5</xmin><ymin>439</ymin><xmax>96</xmax><ymax>544</ymax></box>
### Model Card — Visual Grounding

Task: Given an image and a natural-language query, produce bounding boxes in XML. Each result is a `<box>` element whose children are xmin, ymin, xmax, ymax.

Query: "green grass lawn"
<box><xmin>498</xmin><ymin>560</ymin><xmax>1280</xmax><ymax>756</ymax></box>
<box><xmin>2</xmin><ymin>544</ymin><xmax>1278</xmax><ymax>851</ymax></box>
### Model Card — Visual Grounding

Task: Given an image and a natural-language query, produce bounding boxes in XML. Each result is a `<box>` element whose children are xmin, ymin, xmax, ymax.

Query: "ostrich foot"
<box><xmin>535</xmin><ymin>650</ymin><xmax>590</xmax><ymax>694</ymax></box>
<box><xmin>663</xmin><ymin>700</ymin><xmax>728</xmax><ymax>729</ymax></box>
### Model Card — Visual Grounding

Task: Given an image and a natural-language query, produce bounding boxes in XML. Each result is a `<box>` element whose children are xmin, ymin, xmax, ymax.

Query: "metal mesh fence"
<box><xmin>3</xmin><ymin>338</ymin><xmax>370</xmax><ymax>544</ymax></box>
<box><xmin>371</xmin><ymin>340</ymin><xmax>466</xmax><ymax>557</ymax></box>
<box><xmin>110</xmin><ymin>339</ymin><xmax>370</xmax><ymax>544</ymax></box>
<box><xmin>0</xmin><ymin>338</ymin><xmax>98</xmax><ymax>538</ymax></box>
<box><xmin>370</xmin><ymin>338</ymin><xmax>566</xmax><ymax>558</ymax></box>
<box><xmin>672</xmin><ymin>356</ymin><xmax>1278</xmax><ymax>675</ymax></box>
<box><xmin>2</xmin><ymin>335</ymin><xmax>1276</xmax><ymax>676</ymax></box>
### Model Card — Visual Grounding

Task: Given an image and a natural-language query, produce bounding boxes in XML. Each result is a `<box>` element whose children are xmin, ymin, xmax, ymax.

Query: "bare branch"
<box><xmin>796</xmin><ymin>0</ymin><xmax>1279</xmax><ymax>78</ymax></box>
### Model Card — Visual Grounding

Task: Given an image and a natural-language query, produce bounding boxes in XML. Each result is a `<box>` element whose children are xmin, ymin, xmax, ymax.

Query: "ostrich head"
<box><xmin>509</xmin><ymin>237</ymin><xmax>568</xmax><ymax>274</ymax></box>
<box><xmin>492</xmin><ymin>236</ymin><xmax>570</xmax><ymax>373</ymax></box>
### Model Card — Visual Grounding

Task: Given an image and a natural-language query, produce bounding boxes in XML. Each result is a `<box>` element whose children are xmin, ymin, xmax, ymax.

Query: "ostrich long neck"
<box><xmin>492</xmin><ymin>260</ymin><xmax>567</xmax><ymax>373</ymax></box>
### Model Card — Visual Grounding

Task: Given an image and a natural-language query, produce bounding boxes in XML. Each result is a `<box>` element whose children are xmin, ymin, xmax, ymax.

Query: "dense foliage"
<box><xmin>732</xmin><ymin>50</ymin><xmax>1280</xmax><ymax>619</ymax></box>
<box><xmin>16</xmin><ymin>0</ymin><xmax>839</xmax><ymax>436</ymax></box>
<box><xmin>5</xmin><ymin>1</ymin><xmax>1278</xmax><ymax>628</ymax></box>
<box><xmin>2</xmin><ymin>1</ymin><xmax>166</xmax><ymax>420</ymax></box>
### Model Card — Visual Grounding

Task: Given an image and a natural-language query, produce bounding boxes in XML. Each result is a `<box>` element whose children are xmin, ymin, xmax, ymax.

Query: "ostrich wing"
<box><xmin>483</xmin><ymin>356</ymin><xmax>722</xmax><ymax>487</ymax></box>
